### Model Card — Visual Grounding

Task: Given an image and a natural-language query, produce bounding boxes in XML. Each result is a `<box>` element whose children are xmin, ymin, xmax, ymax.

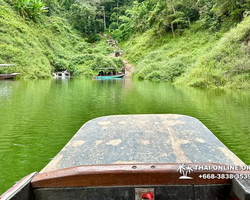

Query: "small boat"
<box><xmin>0</xmin><ymin>73</ymin><xmax>20</xmax><ymax>80</ymax></box>
<box><xmin>93</xmin><ymin>68</ymin><xmax>125</xmax><ymax>80</ymax></box>
<box><xmin>94</xmin><ymin>73</ymin><xmax>124</xmax><ymax>80</ymax></box>
<box><xmin>0</xmin><ymin>64</ymin><xmax>20</xmax><ymax>80</ymax></box>
<box><xmin>53</xmin><ymin>70</ymin><xmax>70</xmax><ymax>78</ymax></box>
<box><xmin>1</xmin><ymin>114</ymin><xmax>250</xmax><ymax>200</ymax></box>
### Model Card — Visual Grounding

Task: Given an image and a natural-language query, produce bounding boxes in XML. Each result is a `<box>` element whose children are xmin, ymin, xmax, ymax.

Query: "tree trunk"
<box><xmin>171</xmin><ymin>23</ymin><xmax>175</xmax><ymax>38</ymax></box>
<box><xmin>117</xmin><ymin>1</ymin><xmax>119</xmax><ymax>25</ymax></box>
<box><xmin>104</xmin><ymin>10</ymin><xmax>106</xmax><ymax>32</ymax></box>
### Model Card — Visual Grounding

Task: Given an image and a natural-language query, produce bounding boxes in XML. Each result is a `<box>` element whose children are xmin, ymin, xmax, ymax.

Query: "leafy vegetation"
<box><xmin>15</xmin><ymin>0</ymin><xmax>48</xmax><ymax>21</ymax></box>
<box><xmin>0</xmin><ymin>0</ymin><xmax>123</xmax><ymax>78</ymax></box>
<box><xmin>1</xmin><ymin>0</ymin><xmax>250</xmax><ymax>88</ymax></box>
<box><xmin>121</xmin><ymin>28</ymin><xmax>219</xmax><ymax>81</ymax></box>
<box><xmin>179</xmin><ymin>15</ymin><xmax>250</xmax><ymax>89</ymax></box>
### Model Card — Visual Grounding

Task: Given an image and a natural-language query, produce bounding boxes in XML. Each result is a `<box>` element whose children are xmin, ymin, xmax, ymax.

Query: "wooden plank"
<box><xmin>40</xmin><ymin>114</ymin><xmax>244</xmax><ymax>173</ymax></box>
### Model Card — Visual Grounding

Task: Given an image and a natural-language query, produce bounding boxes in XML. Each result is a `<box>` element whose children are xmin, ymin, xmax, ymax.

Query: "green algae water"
<box><xmin>0</xmin><ymin>78</ymin><xmax>250</xmax><ymax>194</ymax></box>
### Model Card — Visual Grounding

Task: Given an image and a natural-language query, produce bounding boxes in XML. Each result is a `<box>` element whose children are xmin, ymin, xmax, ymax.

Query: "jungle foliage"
<box><xmin>0</xmin><ymin>0</ymin><xmax>123</xmax><ymax>78</ymax></box>
<box><xmin>2</xmin><ymin>0</ymin><xmax>250</xmax><ymax>88</ymax></box>
<box><xmin>110</xmin><ymin>0</ymin><xmax>250</xmax><ymax>41</ymax></box>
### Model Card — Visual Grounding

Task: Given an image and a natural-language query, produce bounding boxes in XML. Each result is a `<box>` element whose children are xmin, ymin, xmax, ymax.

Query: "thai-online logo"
<box><xmin>177</xmin><ymin>163</ymin><xmax>193</xmax><ymax>179</ymax></box>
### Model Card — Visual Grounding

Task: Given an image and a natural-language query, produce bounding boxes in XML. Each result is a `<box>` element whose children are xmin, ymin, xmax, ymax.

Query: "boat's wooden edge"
<box><xmin>30</xmin><ymin>163</ymin><xmax>250</xmax><ymax>188</ymax></box>
<box><xmin>0</xmin><ymin>172</ymin><xmax>37</xmax><ymax>200</ymax></box>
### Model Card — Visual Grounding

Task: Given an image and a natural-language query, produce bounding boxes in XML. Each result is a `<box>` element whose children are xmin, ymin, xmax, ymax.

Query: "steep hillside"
<box><xmin>0</xmin><ymin>0</ymin><xmax>123</xmax><ymax>78</ymax></box>
<box><xmin>121</xmin><ymin>17</ymin><xmax>250</xmax><ymax>89</ymax></box>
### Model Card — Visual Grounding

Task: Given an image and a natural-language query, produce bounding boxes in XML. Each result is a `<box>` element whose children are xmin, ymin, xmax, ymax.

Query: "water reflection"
<box><xmin>0</xmin><ymin>78</ymin><xmax>250</xmax><ymax>194</ymax></box>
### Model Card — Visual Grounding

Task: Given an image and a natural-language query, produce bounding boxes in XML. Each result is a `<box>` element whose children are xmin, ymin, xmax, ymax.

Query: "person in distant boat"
<box><xmin>122</xmin><ymin>66</ymin><xmax>125</xmax><ymax>74</ymax></box>
<box><xmin>98</xmin><ymin>71</ymin><xmax>104</xmax><ymax>76</ymax></box>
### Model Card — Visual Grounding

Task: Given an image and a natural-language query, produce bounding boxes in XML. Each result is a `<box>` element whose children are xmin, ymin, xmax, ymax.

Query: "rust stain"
<box><xmin>106</xmin><ymin>139</ymin><xmax>122</xmax><ymax>146</ymax></box>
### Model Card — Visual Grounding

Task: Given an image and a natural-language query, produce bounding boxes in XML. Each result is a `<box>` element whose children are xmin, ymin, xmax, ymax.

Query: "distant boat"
<box><xmin>94</xmin><ymin>73</ymin><xmax>124</xmax><ymax>80</ymax></box>
<box><xmin>0</xmin><ymin>64</ymin><xmax>20</xmax><ymax>79</ymax></box>
<box><xmin>0</xmin><ymin>73</ymin><xmax>20</xmax><ymax>80</ymax></box>
<box><xmin>53</xmin><ymin>70</ymin><xmax>70</xmax><ymax>78</ymax></box>
<box><xmin>93</xmin><ymin>68</ymin><xmax>125</xmax><ymax>80</ymax></box>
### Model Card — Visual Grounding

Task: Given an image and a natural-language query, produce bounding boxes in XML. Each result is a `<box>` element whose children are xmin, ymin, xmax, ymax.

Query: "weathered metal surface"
<box><xmin>41</xmin><ymin>114</ymin><xmax>244</xmax><ymax>173</ymax></box>
<box><xmin>32</xmin><ymin>163</ymin><xmax>236</xmax><ymax>188</ymax></box>
<box><xmin>135</xmin><ymin>188</ymin><xmax>154</xmax><ymax>200</ymax></box>
<box><xmin>232</xmin><ymin>178</ymin><xmax>250</xmax><ymax>200</ymax></box>
<box><xmin>0</xmin><ymin>172</ymin><xmax>37</xmax><ymax>200</ymax></box>
<box><xmin>33</xmin><ymin>185</ymin><xmax>233</xmax><ymax>200</ymax></box>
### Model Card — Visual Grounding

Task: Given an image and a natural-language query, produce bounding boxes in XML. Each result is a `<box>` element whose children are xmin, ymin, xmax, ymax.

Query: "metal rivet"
<box><xmin>132</xmin><ymin>166</ymin><xmax>137</xmax><ymax>169</ymax></box>
<box><xmin>151</xmin><ymin>165</ymin><xmax>156</xmax><ymax>169</ymax></box>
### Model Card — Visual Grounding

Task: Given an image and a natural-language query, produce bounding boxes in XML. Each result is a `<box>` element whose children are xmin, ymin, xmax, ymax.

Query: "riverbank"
<box><xmin>108</xmin><ymin>53</ymin><xmax>135</xmax><ymax>77</ymax></box>
<box><xmin>0</xmin><ymin>0</ymin><xmax>123</xmax><ymax>79</ymax></box>
<box><xmin>120</xmin><ymin>17</ymin><xmax>250</xmax><ymax>89</ymax></box>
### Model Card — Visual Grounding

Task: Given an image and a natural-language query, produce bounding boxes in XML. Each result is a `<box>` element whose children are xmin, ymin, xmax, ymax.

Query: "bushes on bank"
<box><xmin>182</xmin><ymin>15</ymin><xmax>250</xmax><ymax>88</ymax></box>
<box><xmin>0</xmin><ymin>0</ymin><xmax>122</xmax><ymax>79</ymax></box>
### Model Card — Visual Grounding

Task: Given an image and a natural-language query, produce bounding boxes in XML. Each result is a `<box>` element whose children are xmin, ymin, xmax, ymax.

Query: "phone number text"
<box><xmin>199</xmin><ymin>174</ymin><xmax>250</xmax><ymax>179</ymax></box>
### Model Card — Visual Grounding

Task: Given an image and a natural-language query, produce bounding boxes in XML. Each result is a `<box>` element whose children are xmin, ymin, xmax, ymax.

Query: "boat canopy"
<box><xmin>0</xmin><ymin>64</ymin><xmax>16</xmax><ymax>67</ymax></box>
<box><xmin>95</xmin><ymin>68</ymin><xmax>118</xmax><ymax>70</ymax></box>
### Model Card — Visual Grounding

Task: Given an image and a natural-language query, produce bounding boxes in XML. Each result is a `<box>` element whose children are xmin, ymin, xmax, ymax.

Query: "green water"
<box><xmin>1</xmin><ymin>78</ymin><xmax>250</xmax><ymax>194</ymax></box>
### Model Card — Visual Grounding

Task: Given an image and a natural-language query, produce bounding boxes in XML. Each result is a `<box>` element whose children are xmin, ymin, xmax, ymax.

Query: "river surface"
<box><xmin>0</xmin><ymin>77</ymin><xmax>250</xmax><ymax>194</ymax></box>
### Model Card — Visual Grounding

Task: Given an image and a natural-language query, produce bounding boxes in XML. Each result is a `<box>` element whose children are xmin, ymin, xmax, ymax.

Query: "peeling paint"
<box><xmin>112</xmin><ymin>160</ymin><xmax>142</xmax><ymax>164</ymax></box>
<box><xmin>106</xmin><ymin>139</ymin><xmax>122</xmax><ymax>146</ymax></box>
<box><xmin>195</xmin><ymin>138</ymin><xmax>205</xmax><ymax>143</ymax></box>
<box><xmin>118</xmin><ymin>121</ymin><xmax>126</xmax><ymax>124</ymax></box>
<box><xmin>98</xmin><ymin>121</ymin><xmax>112</xmax><ymax>126</ymax></box>
<box><xmin>95</xmin><ymin>140</ymin><xmax>103</xmax><ymax>146</ymax></box>
<box><xmin>140</xmin><ymin>139</ymin><xmax>150</xmax><ymax>145</ymax></box>
<box><xmin>71</xmin><ymin>140</ymin><xmax>85</xmax><ymax>147</ymax></box>
<box><xmin>178</xmin><ymin>139</ymin><xmax>189</xmax><ymax>144</ymax></box>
